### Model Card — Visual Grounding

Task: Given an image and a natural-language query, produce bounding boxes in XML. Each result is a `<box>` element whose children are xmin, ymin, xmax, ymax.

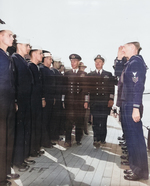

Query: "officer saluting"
<box><xmin>63</xmin><ymin>54</ymin><xmax>87</xmax><ymax>147</ymax></box>
<box><xmin>87</xmin><ymin>55</ymin><xmax>114</xmax><ymax>148</ymax></box>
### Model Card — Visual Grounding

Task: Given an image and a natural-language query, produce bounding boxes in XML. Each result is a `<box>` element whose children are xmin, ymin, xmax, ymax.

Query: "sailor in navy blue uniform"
<box><xmin>12</xmin><ymin>36</ymin><xmax>33</xmax><ymax>171</ymax></box>
<box><xmin>87</xmin><ymin>55</ymin><xmax>114</xmax><ymax>148</ymax></box>
<box><xmin>0</xmin><ymin>24</ymin><xmax>16</xmax><ymax>186</ymax></box>
<box><xmin>51</xmin><ymin>57</ymin><xmax>64</xmax><ymax>139</ymax></box>
<box><xmin>39</xmin><ymin>50</ymin><xmax>55</xmax><ymax>147</ymax></box>
<box><xmin>121</xmin><ymin>42</ymin><xmax>149</xmax><ymax>181</ymax></box>
<box><xmin>28</xmin><ymin>46</ymin><xmax>44</xmax><ymax>157</ymax></box>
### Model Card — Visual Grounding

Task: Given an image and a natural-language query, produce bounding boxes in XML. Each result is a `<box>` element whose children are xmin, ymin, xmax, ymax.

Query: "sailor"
<box><xmin>12</xmin><ymin>36</ymin><xmax>33</xmax><ymax>171</ymax></box>
<box><xmin>28</xmin><ymin>46</ymin><xmax>44</xmax><ymax>157</ymax></box>
<box><xmin>39</xmin><ymin>50</ymin><xmax>55</xmax><ymax>147</ymax></box>
<box><xmin>121</xmin><ymin>41</ymin><xmax>149</xmax><ymax>181</ymax></box>
<box><xmin>0</xmin><ymin>24</ymin><xmax>17</xmax><ymax>186</ymax></box>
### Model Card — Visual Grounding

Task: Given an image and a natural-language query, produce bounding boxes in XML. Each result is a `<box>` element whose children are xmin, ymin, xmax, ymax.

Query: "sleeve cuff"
<box><xmin>133</xmin><ymin>104</ymin><xmax>140</xmax><ymax>108</ymax></box>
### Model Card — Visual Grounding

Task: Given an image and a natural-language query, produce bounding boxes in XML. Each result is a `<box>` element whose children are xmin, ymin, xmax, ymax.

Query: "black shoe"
<box><xmin>118</xmin><ymin>136</ymin><xmax>125</xmax><ymax>140</ymax></box>
<box><xmin>38</xmin><ymin>150</ymin><xmax>45</xmax><ymax>155</ymax></box>
<box><xmin>124</xmin><ymin>169</ymin><xmax>133</xmax><ymax>174</ymax></box>
<box><xmin>119</xmin><ymin>141</ymin><xmax>126</xmax><ymax>146</ymax></box>
<box><xmin>120</xmin><ymin>155</ymin><xmax>128</xmax><ymax>160</ymax></box>
<box><xmin>77</xmin><ymin>141</ymin><xmax>82</xmax><ymax>145</ymax></box>
<box><xmin>121</xmin><ymin>146</ymin><xmax>127</xmax><ymax>151</ymax></box>
<box><xmin>51</xmin><ymin>142</ymin><xmax>56</xmax><ymax>145</ymax></box>
<box><xmin>6</xmin><ymin>181</ymin><xmax>12</xmax><ymax>186</ymax></box>
<box><xmin>7</xmin><ymin>173</ymin><xmax>20</xmax><ymax>180</ymax></box>
<box><xmin>122</xmin><ymin>150</ymin><xmax>128</xmax><ymax>154</ymax></box>
<box><xmin>101</xmin><ymin>141</ymin><xmax>106</xmax><ymax>144</ymax></box>
<box><xmin>124</xmin><ymin>173</ymin><xmax>140</xmax><ymax>181</ymax></box>
<box><xmin>24</xmin><ymin>159</ymin><xmax>36</xmax><ymax>165</ymax></box>
<box><xmin>121</xmin><ymin>161</ymin><xmax>129</xmax><ymax>166</ymax></box>
<box><xmin>18</xmin><ymin>164</ymin><xmax>30</xmax><ymax>172</ymax></box>
<box><xmin>84</xmin><ymin>132</ymin><xmax>89</xmax><ymax>135</ymax></box>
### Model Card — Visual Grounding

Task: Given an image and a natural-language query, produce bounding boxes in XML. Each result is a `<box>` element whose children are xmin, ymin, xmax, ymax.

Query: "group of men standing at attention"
<box><xmin>0</xmin><ymin>23</ymin><xmax>149</xmax><ymax>185</ymax></box>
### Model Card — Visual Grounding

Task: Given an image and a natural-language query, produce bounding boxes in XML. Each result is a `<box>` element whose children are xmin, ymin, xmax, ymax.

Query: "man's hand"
<box><xmin>117</xmin><ymin>46</ymin><xmax>124</xmax><ymax>60</ymax></box>
<box><xmin>42</xmin><ymin>99</ymin><xmax>46</xmax><ymax>108</ymax></box>
<box><xmin>84</xmin><ymin>102</ymin><xmax>88</xmax><ymax>109</ymax></box>
<box><xmin>132</xmin><ymin>108</ymin><xmax>140</xmax><ymax>122</ymax></box>
<box><xmin>15</xmin><ymin>103</ymin><xmax>18</xmax><ymax>111</ymax></box>
<box><xmin>108</xmin><ymin>100</ymin><xmax>114</xmax><ymax>108</ymax></box>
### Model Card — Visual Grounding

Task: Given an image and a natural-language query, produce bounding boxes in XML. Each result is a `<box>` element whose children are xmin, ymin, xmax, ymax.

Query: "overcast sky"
<box><xmin>0</xmin><ymin>0</ymin><xmax>150</xmax><ymax>90</ymax></box>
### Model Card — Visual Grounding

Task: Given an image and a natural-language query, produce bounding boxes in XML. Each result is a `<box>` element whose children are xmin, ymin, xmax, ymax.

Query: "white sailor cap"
<box><xmin>43</xmin><ymin>50</ymin><xmax>52</xmax><ymax>57</ymax></box>
<box><xmin>30</xmin><ymin>45</ymin><xmax>42</xmax><ymax>51</ymax></box>
<box><xmin>53</xmin><ymin>56</ymin><xmax>61</xmax><ymax>62</ymax></box>
<box><xmin>16</xmin><ymin>36</ymin><xmax>30</xmax><ymax>44</ymax></box>
<box><xmin>0</xmin><ymin>24</ymin><xmax>13</xmax><ymax>32</ymax></box>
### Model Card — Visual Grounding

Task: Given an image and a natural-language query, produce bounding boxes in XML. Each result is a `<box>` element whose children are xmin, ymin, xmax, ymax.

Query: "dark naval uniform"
<box><xmin>64</xmin><ymin>70</ymin><xmax>87</xmax><ymax>144</ymax></box>
<box><xmin>28</xmin><ymin>62</ymin><xmax>43</xmax><ymax>156</ymax></box>
<box><xmin>0</xmin><ymin>49</ymin><xmax>15</xmax><ymax>185</ymax></box>
<box><xmin>51</xmin><ymin>67</ymin><xmax>63</xmax><ymax>140</ymax></box>
<box><xmin>12</xmin><ymin>53</ymin><xmax>33</xmax><ymax>166</ymax></box>
<box><xmin>87</xmin><ymin>70</ymin><xmax>114</xmax><ymax>142</ymax></box>
<box><xmin>121</xmin><ymin>55</ymin><xmax>149</xmax><ymax>179</ymax></box>
<box><xmin>40</xmin><ymin>64</ymin><xmax>55</xmax><ymax>147</ymax></box>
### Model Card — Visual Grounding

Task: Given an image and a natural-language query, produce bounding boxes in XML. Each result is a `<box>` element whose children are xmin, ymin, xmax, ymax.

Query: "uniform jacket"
<box><xmin>11</xmin><ymin>53</ymin><xmax>33</xmax><ymax>98</ymax></box>
<box><xmin>121</xmin><ymin>55</ymin><xmax>147</xmax><ymax>108</ymax></box>
<box><xmin>39</xmin><ymin>64</ymin><xmax>55</xmax><ymax>100</ymax></box>
<box><xmin>0</xmin><ymin>48</ymin><xmax>15</xmax><ymax>99</ymax></box>
<box><xmin>63</xmin><ymin>70</ymin><xmax>87</xmax><ymax>102</ymax></box>
<box><xmin>87</xmin><ymin>69</ymin><xmax>115</xmax><ymax>103</ymax></box>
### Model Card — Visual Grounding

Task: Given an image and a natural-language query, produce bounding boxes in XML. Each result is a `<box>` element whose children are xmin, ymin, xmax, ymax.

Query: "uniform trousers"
<box><xmin>122</xmin><ymin>101</ymin><xmax>149</xmax><ymax>179</ymax></box>
<box><xmin>65</xmin><ymin>100</ymin><xmax>85</xmax><ymax>143</ymax></box>
<box><xmin>41</xmin><ymin>99</ymin><xmax>53</xmax><ymax>147</ymax></box>
<box><xmin>90</xmin><ymin>101</ymin><xmax>110</xmax><ymax>142</ymax></box>
<box><xmin>0</xmin><ymin>97</ymin><xmax>15</xmax><ymax>185</ymax></box>
<box><xmin>51</xmin><ymin>98</ymin><xmax>62</xmax><ymax>140</ymax></box>
<box><xmin>13</xmin><ymin>94</ymin><xmax>31</xmax><ymax>166</ymax></box>
<box><xmin>30</xmin><ymin>97</ymin><xmax>42</xmax><ymax>155</ymax></box>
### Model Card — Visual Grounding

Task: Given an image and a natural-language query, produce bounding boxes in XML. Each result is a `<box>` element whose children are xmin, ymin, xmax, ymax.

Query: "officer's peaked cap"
<box><xmin>94</xmin><ymin>54</ymin><xmax>105</xmax><ymax>62</ymax></box>
<box><xmin>69</xmin><ymin>54</ymin><xmax>82</xmax><ymax>61</ymax></box>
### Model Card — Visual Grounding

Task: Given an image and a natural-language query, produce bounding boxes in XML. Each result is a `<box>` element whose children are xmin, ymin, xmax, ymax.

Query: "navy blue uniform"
<box><xmin>40</xmin><ymin>65</ymin><xmax>55</xmax><ymax>147</ymax></box>
<box><xmin>12</xmin><ymin>53</ymin><xmax>33</xmax><ymax>166</ymax></box>
<box><xmin>87</xmin><ymin>70</ymin><xmax>114</xmax><ymax>142</ymax></box>
<box><xmin>51</xmin><ymin>68</ymin><xmax>64</xmax><ymax>139</ymax></box>
<box><xmin>121</xmin><ymin>55</ymin><xmax>149</xmax><ymax>179</ymax></box>
<box><xmin>64</xmin><ymin>70</ymin><xmax>87</xmax><ymax>143</ymax></box>
<box><xmin>0</xmin><ymin>49</ymin><xmax>15</xmax><ymax>185</ymax></box>
<box><xmin>28</xmin><ymin>62</ymin><xmax>43</xmax><ymax>156</ymax></box>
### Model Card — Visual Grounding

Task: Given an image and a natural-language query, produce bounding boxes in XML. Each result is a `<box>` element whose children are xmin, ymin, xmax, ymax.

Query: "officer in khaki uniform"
<box><xmin>63</xmin><ymin>54</ymin><xmax>87</xmax><ymax>147</ymax></box>
<box><xmin>87</xmin><ymin>55</ymin><xmax>115</xmax><ymax>148</ymax></box>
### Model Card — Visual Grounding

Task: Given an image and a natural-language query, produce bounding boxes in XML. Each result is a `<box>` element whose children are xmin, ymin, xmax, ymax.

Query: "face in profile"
<box><xmin>95</xmin><ymin>59</ymin><xmax>104</xmax><ymax>70</ymax></box>
<box><xmin>36</xmin><ymin>50</ymin><xmax>43</xmax><ymax>63</ymax></box>
<box><xmin>71</xmin><ymin>59</ymin><xmax>79</xmax><ymax>69</ymax></box>
<box><xmin>44</xmin><ymin>56</ymin><xmax>53</xmax><ymax>67</ymax></box>
<box><xmin>19</xmin><ymin>43</ymin><xmax>31</xmax><ymax>55</ymax></box>
<box><xmin>0</xmin><ymin>30</ymin><xmax>14</xmax><ymax>47</ymax></box>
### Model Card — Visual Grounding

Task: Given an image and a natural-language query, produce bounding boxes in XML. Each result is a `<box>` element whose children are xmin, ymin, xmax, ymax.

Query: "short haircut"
<box><xmin>127</xmin><ymin>41</ymin><xmax>142</xmax><ymax>54</ymax></box>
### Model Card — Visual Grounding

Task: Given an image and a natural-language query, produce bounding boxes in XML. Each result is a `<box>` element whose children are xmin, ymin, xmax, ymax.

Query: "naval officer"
<box><xmin>87</xmin><ymin>55</ymin><xmax>115</xmax><ymax>148</ymax></box>
<box><xmin>63</xmin><ymin>54</ymin><xmax>87</xmax><ymax>147</ymax></box>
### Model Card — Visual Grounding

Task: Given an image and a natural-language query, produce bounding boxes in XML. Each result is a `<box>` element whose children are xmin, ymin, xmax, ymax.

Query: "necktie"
<box><xmin>98</xmin><ymin>70</ymin><xmax>100</xmax><ymax>75</ymax></box>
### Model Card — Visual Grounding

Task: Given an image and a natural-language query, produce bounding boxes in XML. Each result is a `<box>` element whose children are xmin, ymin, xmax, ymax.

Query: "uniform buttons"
<box><xmin>96</xmin><ymin>88</ymin><xmax>98</xmax><ymax>90</ymax></box>
<box><xmin>96</xmin><ymin>93</ymin><xmax>98</xmax><ymax>95</ymax></box>
<box><xmin>96</xmin><ymin>82</ymin><xmax>98</xmax><ymax>84</ymax></box>
<box><xmin>77</xmin><ymin>86</ymin><xmax>79</xmax><ymax>87</ymax></box>
<box><xmin>71</xmin><ymin>92</ymin><xmax>73</xmax><ymax>93</ymax></box>
<box><xmin>102</xmin><ymin>93</ymin><xmax>104</xmax><ymax>95</ymax></box>
<box><xmin>102</xmin><ymin>82</ymin><xmax>104</xmax><ymax>84</ymax></box>
<box><xmin>71</xmin><ymin>82</ymin><xmax>73</xmax><ymax>84</ymax></box>
<box><xmin>102</xmin><ymin>88</ymin><xmax>104</xmax><ymax>90</ymax></box>
<box><xmin>77</xmin><ymin>82</ymin><xmax>79</xmax><ymax>84</ymax></box>
<box><xmin>77</xmin><ymin>92</ymin><xmax>79</xmax><ymax>94</ymax></box>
